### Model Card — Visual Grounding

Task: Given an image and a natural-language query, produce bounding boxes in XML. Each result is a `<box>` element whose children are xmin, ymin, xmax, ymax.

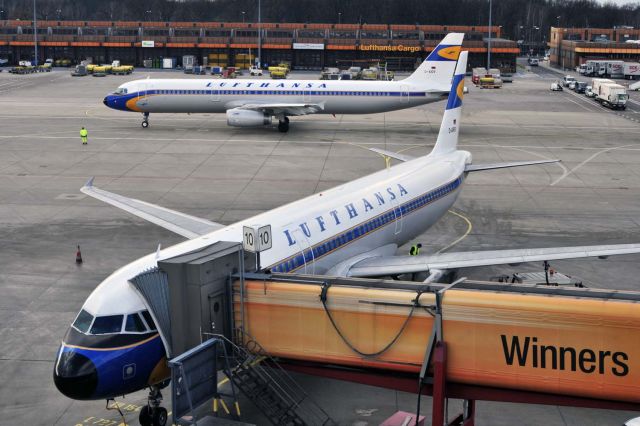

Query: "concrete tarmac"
<box><xmin>0</xmin><ymin>66</ymin><xmax>639</xmax><ymax>425</ymax></box>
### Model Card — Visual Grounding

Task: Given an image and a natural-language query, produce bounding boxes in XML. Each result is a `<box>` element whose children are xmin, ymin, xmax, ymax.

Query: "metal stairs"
<box><xmin>215</xmin><ymin>333</ymin><xmax>334</xmax><ymax>426</ymax></box>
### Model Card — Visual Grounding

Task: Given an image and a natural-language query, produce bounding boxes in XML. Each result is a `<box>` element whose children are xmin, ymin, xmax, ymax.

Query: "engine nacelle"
<box><xmin>226</xmin><ymin>108</ymin><xmax>271</xmax><ymax>127</ymax></box>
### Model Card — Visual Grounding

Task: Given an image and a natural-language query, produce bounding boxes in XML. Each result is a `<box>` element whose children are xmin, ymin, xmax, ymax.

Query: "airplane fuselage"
<box><xmin>53</xmin><ymin>149</ymin><xmax>471</xmax><ymax>401</ymax></box>
<box><xmin>103</xmin><ymin>78</ymin><xmax>446</xmax><ymax>115</ymax></box>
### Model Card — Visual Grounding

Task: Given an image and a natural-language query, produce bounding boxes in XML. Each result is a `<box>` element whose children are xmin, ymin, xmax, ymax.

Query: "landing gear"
<box><xmin>141</xmin><ymin>112</ymin><xmax>150</xmax><ymax>129</ymax></box>
<box><xmin>139</xmin><ymin>386</ymin><xmax>167</xmax><ymax>426</ymax></box>
<box><xmin>278</xmin><ymin>116</ymin><xmax>290</xmax><ymax>133</ymax></box>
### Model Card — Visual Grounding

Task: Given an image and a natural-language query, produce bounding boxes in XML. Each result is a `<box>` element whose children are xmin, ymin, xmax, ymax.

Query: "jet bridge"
<box><xmin>131</xmin><ymin>242</ymin><xmax>640</xmax><ymax>426</ymax></box>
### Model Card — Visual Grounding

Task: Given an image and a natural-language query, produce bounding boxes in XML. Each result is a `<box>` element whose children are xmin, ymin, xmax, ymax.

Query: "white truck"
<box><xmin>595</xmin><ymin>82</ymin><xmax>628</xmax><ymax>110</ymax></box>
<box><xmin>605</xmin><ymin>61</ymin><xmax>624</xmax><ymax>78</ymax></box>
<box><xmin>249</xmin><ymin>66</ymin><xmax>263</xmax><ymax>76</ymax></box>
<box><xmin>591</xmin><ymin>78</ymin><xmax>615</xmax><ymax>94</ymax></box>
<box><xmin>623</xmin><ymin>62</ymin><xmax>640</xmax><ymax>80</ymax></box>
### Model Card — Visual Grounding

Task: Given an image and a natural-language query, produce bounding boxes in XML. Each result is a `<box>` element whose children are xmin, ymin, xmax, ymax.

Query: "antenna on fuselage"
<box><xmin>155</xmin><ymin>243</ymin><xmax>161</xmax><ymax>259</ymax></box>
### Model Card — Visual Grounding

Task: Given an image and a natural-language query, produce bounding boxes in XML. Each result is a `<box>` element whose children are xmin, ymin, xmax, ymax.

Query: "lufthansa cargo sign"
<box><xmin>293</xmin><ymin>43</ymin><xmax>324</xmax><ymax>50</ymax></box>
<box><xmin>359</xmin><ymin>44</ymin><xmax>420</xmax><ymax>52</ymax></box>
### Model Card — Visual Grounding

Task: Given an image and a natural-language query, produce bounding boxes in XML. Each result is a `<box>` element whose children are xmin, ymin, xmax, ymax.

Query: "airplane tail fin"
<box><xmin>403</xmin><ymin>33</ymin><xmax>464</xmax><ymax>90</ymax></box>
<box><xmin>430</xmin><ymin>51</ymin><xmax>468</xmax><ymax>157</ymax></box>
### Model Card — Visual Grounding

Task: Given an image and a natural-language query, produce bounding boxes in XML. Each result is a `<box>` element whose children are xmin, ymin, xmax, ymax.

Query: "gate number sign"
<box><xmin>243</xmin><ymin>225</ymin><xmax>272</xmax><ymax>252</ymax></box>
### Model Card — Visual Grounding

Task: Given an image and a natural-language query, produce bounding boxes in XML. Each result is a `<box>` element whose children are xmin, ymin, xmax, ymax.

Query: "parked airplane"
<box><xmin>56</xmin><ymin>52</ymin><xmax>640</xmax><ymax>426</ymax></box>
<box><xmin>102</xmin><ymin>34</ymin><xmax>464</xmax><ymax>132</ymax></box>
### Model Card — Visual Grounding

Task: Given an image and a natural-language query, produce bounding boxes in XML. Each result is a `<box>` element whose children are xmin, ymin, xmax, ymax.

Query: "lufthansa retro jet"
<box><xmin>55</xmin><ymin>51</ymin><xmax>640</xmax><ymax>426</ymax></box>
<box><xmin>103</xmin><ymin>34</ymin><xmax>464</xmax><ymax>132</ymax></box>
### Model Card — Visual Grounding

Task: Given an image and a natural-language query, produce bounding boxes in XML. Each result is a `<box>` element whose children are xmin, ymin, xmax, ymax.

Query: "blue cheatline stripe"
<box><xmin>121</xmin><ymin>89</ymin><xmax>427</xmax><ymax>99</ymax></box>
<box><xmin>268</xmin><ymin>174</ymin><xmax>465</xmax><ymax>273</ymax></box>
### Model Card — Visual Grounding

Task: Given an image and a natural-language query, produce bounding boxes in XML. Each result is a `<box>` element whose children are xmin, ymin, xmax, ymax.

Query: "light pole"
<box><xmin>338</xmin><ymin>12</ymin><xmax>341</xmax><ymax>25</ymax></box>
<box><xmin>33</xmin><ymin>0</ymin><xmax>38</xmax><ymax>66</ymax></box>
<box><xmin>257</xmin><ymin>0</ymin><xmax>261</xmax><ymax>68</ymax></box>
<box><xmin>486</xmin><ymin>0</ymin><xmax>492</xmax><ymax>70</ymax></box>
<box><xmin>241</xmin><ymin>11</ymin><xmax>245</xmax><ymax>24</ymax></box>
<box><xmin>556</xmin><ymin>15</ymin><xmax>561</xmax><ymax>28</ymax></box>
<box><xmin>145</xmin><ymin>10</ymin><xmax>152</xmax><ymax>22</ymax></box>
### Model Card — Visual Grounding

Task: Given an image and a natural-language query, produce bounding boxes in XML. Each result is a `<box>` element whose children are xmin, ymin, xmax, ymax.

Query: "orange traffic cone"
<box><xmin>76</xmin><ymin>245</ymin><xmax>83</xmax><ymax>264</ymax></box>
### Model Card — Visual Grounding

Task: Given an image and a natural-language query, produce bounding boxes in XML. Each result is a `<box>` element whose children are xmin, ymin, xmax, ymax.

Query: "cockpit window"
<box><xmin>114</xmin><ymin>87</ymin><xmax>128</xmax><ymax>95</ymax></box>
<box><xmin>141</xmin><ymin>310</ymin><xmax>157</xmax><ymax>331</ymax></box>
<box><xmin>72</xmin><ymin>309</ymin><xmax>94</xmax><ymax>333</ymax></box>
<box><xmin>125</xmin><ymin>313</ymin><xmax>148</xmax><ymax>333</ymax></box>
<box><xmin>90</xmin><ymin>315</ymin><xmax>124</xmax><ymax>334</ymax></box>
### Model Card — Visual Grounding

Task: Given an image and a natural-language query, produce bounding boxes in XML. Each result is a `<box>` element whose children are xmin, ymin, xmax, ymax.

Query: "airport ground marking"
<box><xmin>551</xmin><ymin>144</ymin><xmax>636</xmax><ymax>186</ymax></box>
<box><xmin>437</xmin><ymin>210</ymin><xmax>473</xmax><ymax>254</ymax></box>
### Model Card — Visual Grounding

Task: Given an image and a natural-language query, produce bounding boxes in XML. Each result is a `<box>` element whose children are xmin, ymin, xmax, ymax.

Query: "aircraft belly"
<box><xmin>323</xmin><ymin>95</ymin><xmax>439</xmax><ymax>115</ymax></box>
<box><xmin>138</xmin><ymin>96</ymin><xmax>226</xmax><ymax>113</ymax></box>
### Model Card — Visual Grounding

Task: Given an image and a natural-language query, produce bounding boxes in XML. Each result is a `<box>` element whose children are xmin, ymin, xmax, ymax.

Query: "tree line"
<box><xmin>1</xmin><ymin>0</ymin><xmax>640</xmax><ymax>40</ymax></box>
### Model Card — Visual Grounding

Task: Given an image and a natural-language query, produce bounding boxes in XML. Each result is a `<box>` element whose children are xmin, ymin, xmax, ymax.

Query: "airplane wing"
<box><xmin>239</xmin><ymin>103</ymin><xmax>324</xmax><ymax>116</ymax></box>
<box><xmin>464</xmin><ymin>159</ymin><xmax>560</xmax><ymax>172</ymax></box>
<box><xmin>368</xmin><ymin>148</ymin><xmax>416</xmax><ymax>162</ymax></box>
<box><xmin>80</xmin><ymin>178</ymin><xmax>225</xmax><ymax>239</ymax></box>
<box><xmin>346</xmin><ymin>244</ymin><xmax>640</xmax><ymax>277</ymax></box>
<box><xmin>367</xmin><ymin>148</ymin><xmax>560</xmax><ymax>170</ymax></box>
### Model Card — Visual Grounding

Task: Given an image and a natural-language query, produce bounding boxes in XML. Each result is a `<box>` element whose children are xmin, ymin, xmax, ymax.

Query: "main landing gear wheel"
<box><xmin>278</xmin><ymin>116</ymin><xmax>290</xmax><ymax>133</ymax></box>
<box><xmin>139</xmin><ymin>386</ymin><xmax>167</xmax><ymax>426</ymax></box>
<box><xmin>141</xmin><ymin>112</ymin><xmax>150</xmax><ymax>129</ymax></box>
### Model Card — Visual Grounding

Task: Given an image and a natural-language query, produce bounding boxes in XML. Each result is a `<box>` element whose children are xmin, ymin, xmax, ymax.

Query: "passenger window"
<box><xmin>72</xmin><ymin>309</ymin><xmax>94</xmax><ymax>333</ymax></box>
<box><xmin>141</xmin><ymin>310</ymin><xmax>157</xmax><ymax>331</ymax></box>
<box><xmin>125</xmin><ymin>313</ymin><xmax>147</xmax><ymax>333</ymax></box>
<box><xmin>90</xmin><ymin>315</ymin><xmax>124</xmax><ymax>334</ymax></box>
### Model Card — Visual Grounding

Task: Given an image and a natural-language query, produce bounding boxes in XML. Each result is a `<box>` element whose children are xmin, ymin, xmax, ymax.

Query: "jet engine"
<box><xmin>226</xmin><ymin>108</ymin><xmax>271</xmax><ymax>127</ymax></box>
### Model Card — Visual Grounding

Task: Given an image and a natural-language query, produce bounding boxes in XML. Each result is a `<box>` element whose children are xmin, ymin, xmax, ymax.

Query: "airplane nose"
<box><xmin>53</xmin><ymin>349</ymin><xmax>98</xmax><ymax>400</ymax></box>
<box><xmin>103</xmin><ymin>96</ymin><xmax>109</xmax><ymax>107</ymax></box>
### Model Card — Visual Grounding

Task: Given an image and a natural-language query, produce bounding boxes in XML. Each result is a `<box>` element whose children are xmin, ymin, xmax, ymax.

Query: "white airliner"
<box><xmin>103</xmin><ymin>34</ymin><xmax>464</xmax><ymax>132</ymax></box>
<box><xmin>55</xmin><ymin>52</ymin><xmax>640</xmax><ymax>426</ymax></box>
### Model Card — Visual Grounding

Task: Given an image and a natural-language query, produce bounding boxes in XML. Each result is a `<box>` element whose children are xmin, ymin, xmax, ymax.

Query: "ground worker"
<box><xmin>80</xmin><ymin>127</ymin><xmax>88</xmax><ymax>145</ymax></box>
<box><xmin>409</xmin><ymin>243</ymin><xmax>422</xmax><ymax>256</ymax></box>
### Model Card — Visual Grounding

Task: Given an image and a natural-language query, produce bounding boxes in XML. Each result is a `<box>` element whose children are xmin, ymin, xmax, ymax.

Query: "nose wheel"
<box><xmin>141</xmin><ymin>113</ymin><xmax>150</xmax><ymax>129</ymax></box>
<box><xmin>139</xmin><ymin>386</ymin><xmax>167</xmax><ymax>426</ymax></box>
<box><xmin>278</xmin><ymin>116</ymin><xmax>290</xmax><ymax>133</ymax></box>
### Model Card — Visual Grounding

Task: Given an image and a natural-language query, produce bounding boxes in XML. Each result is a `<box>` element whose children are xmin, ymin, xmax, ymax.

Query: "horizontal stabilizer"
<box><xmin>368</xmin><ymin>148</ymin><xmax>416</xmax><ymax>163</ymax></box>
<box><xmin>81</xmin><ymin>178</ymin><xmax>224</xmax><ymax>239</ymax></box>
<box><xmin>465</xmin><ymin>159</ymin><xmax>560</xmax><ymax>172</ymax></box>
<box><xmin>347</xmin><ymin>244</ymin><xmax>640</xmax><ymax>277</ymax></box>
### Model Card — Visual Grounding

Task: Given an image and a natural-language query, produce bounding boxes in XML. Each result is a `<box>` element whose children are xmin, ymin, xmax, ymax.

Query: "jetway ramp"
<box><xmin>132</xmin><ymin>242</ymin><xmax>640</xmax><ymax>425</ymax></box>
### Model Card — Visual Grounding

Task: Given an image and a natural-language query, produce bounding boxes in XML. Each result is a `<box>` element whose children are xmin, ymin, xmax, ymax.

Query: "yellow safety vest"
<box><xmin>80</xmin><ymin>129</ymin><xmax>88</xmax><ymax>137</ymax></box>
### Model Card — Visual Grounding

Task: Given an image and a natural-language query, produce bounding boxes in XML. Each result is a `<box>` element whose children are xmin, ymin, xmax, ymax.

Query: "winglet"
<box><xmin>84</xmin><ymin>176</ymin><xmax>95</xmax><ymax>189</ymax></box>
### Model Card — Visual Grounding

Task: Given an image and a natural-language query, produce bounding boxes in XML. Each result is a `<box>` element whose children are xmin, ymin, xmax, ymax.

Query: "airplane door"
<box><xmin>139</xmin><ymin>82</ymin><xmax>149</xmax><ymax>107</ymax></box>
<box><xmin>392</xmin><ymin>195</ymin><xmax>403</xmax><ymax>235</ymax></box>
<box><xmin>400</xmin><ymin>85</ymin><xmax>410</xmax><ymax>103</ymax></box>
<box><xmin>291</xmin><ymin>228</ymin><xmax>315</xmax><ymax>274</ymax></box>
<box><xmin>211</xmin><ymin>85</ymin><xmax>220</xmax><ymax>102</ymax></box>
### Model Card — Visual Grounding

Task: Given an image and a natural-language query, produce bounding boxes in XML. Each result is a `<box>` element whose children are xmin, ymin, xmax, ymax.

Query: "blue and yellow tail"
<box><xmin>404</xmin><ymin>33</ymin><xmax>464</xmax><ymax>90</ymax></box>
<box><xmin>430</xmin><ymin>51</ymin><xmax>468</xmax><ymax>157</ymax></box>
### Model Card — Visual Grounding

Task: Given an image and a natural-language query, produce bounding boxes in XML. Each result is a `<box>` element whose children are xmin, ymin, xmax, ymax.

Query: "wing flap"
<box><xmin>347</xmin><ymin>244</ymin><xmax>640</xmax><ymax>277</ymax></box>
<box><xmin>80</xmin><ymin>178</ymin><xmax>224</xmax><ymax>239</ymax></box>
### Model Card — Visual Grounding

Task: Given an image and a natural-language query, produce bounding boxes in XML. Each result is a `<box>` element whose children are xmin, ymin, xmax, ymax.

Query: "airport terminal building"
<box><xmin>0</xmin><ymin>20</ymin><xmax>518</xmax><ymax>71</ymax></box>
<box><xmin>548</xmin><ymin>26</ymin><xmax>640</xmax><ymax>69</ymax></box>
